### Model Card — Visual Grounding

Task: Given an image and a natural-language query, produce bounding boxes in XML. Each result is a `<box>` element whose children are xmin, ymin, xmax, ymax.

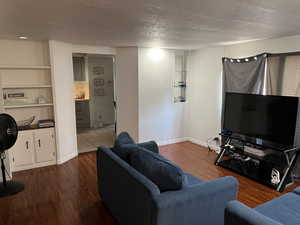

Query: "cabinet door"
<box><xmin>11</xmin><ymin>131</ymin><xmax>34</xmax><ymax>168</ymax></box>
<box><xmin>34</xmin><ymin>128</ymin><xmax>56</xmax><ymax>163</ymax></box>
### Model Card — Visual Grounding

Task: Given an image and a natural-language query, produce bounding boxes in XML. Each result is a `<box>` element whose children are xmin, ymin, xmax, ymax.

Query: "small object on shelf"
<box><xmin>174</xmin><ymin>81</ymin><xmax>186</xmax><ymax>88</ymax></box>
<box><xmin>16</xmin><ymin>116</ymin><xmax>35</xmax><ymax>127</ymax></box>
<box><xmin>3</xmin><ymin>91</ymin><xmax>31</xmax><ymax>105</ymax></box>
<box><xmin>37</xmin><ymin>96</ymin><xmax>47</xmax><ymax>104</ymax></box>
<box><xmin>174</xmin><ymin>96</ymin><xmax>186</xmax><ymax>103</ymax></box>
<box><xmin>37</xmin><ymin>119</ymin><xmax>55</xmax><ymax>128</ymax></box>
<box><xmin>244</xmin><ymin>146</ymin><xmax>273</xmax><ymax>157</ymax></box>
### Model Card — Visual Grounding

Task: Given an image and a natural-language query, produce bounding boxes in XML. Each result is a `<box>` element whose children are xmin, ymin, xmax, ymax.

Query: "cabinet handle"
<box><xmin>38</xmin><ymin>139</ymin><xmax>41</xmax><ymax>148</ymax></box>
<box><xmin>26</xmin><ymin>141</ymin><xmax>29</xmax><ymax>149</ymax></box>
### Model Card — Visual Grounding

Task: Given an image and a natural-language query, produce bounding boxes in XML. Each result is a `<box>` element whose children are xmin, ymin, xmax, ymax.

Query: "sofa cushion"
<box><xmin>130</xmin><ymin>148</ymin><xmax>185</xmax><ymax>192</ymax></box>
<box><xmin>255</xmin><ymin>192</ymin><xmax>300</xmax><ymax>225</ymax></box>
<box><xmin>137</xmin><ymin>141</ymin><xmax>159</xmax><ymax>154</ymax></box>
<box><xmin>114</xmin><ymin>132</ymin><xmax>135</xmax><ymax>150</ymax></box>
<box><xmin>183</xmin><ymin>173</ymin><xmax>203</xmax><ymax>187</ymax></box>
<box><xmin>112</xmin><ymin>132</ymin><xmax>136</xmax><ymax>160</ymax></box>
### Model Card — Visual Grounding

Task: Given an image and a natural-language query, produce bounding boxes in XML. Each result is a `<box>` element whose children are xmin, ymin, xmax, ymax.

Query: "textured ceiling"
<box><xmin>1</xmin><ymin>0</ymin><xmax>300</xmax><ymax>49</ymax></box>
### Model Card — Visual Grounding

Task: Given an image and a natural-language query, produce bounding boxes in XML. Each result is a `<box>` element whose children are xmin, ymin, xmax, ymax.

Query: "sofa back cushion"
<box><xmin>114</xmin><ymin>132</ymin><xmax>135</xmax><ymax>149</ymax></box>
<box><xmin>130</xmin><ymin>148</ymin><xmax>185</xmax><ymax>192</ymax></box>
<box><xmin>112</xmin><ymin>132</ymin><xmax>136</xmax><ymax>160</ymax></box>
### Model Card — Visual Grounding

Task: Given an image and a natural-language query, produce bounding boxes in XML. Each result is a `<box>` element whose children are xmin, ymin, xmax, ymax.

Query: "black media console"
<box><xmin>215</xmin><ymin>134</ymin><xmax>300</xmax><ymax>192</ymax></box>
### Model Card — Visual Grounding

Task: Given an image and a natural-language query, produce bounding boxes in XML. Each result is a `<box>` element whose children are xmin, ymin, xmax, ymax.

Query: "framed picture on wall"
<box><xmin>93</xmin><ymin>66</ymin><xmax>104</xmax><ymax>75</ymax></box>
<box><xmin>94</xmin><ymin>78</ymin><xmax>105</xmax><ymax>87</ymax></box>
<box><xmin>94</xmin><ymin>88</ymin><xmax>105</xmax><ymax>96</ymax></box>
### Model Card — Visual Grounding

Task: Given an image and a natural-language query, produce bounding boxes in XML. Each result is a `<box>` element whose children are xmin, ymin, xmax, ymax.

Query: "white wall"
<box><xmin>185</xmin><ymin>47</ymin><xmax>225</xmax><ymax>146</ymax></box>
<box><xmin>138</xmin><ymin>48</ymin><xmax>185</xmax><ymax>145</ymax></box>
<box><xmin>49</xmin><ymin>40</ymin><xmax>78</xmax><ymax>164</ymax></box>
<box><xmin>115</xmin><ymin>47</ymin><xmax>139</xmax><ymax>141</ymax></box>
<box><xmin>185</xmin><ymin>34</ymin><xmax>300</xmax><ymax>146</ymax></box>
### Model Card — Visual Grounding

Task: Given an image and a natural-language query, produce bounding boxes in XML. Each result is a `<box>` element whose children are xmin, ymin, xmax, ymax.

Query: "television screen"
<box><xmin>223</xmin><ymin>92</ymin><xmax>299</xmax><ymax>146</ymax></box>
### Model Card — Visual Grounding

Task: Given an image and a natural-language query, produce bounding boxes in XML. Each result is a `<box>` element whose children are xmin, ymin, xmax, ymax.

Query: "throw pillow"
<box><xmin>130</xmin><ymin>148</ymin><xmax>185</xmax><ymax>192</ymax></box>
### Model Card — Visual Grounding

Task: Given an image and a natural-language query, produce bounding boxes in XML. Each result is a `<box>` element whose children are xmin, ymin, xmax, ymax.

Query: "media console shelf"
<box><xmin>215</xmin><ymin>134</ymin><xmax>300</xmax><ymax>192</ymax></box>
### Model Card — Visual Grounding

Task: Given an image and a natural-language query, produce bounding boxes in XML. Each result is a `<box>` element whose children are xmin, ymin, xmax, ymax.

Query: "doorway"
<box><xmin>73</xmin><ymin>53</ymin><xmax>116</xmax><ymax>153</ymax></box>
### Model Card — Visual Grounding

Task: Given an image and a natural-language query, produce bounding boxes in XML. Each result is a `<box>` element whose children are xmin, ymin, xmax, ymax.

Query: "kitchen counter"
<box><xmin>75</xmin><ymin>98</ymin><xmax>90</xmax><ymax>102</ymax></box>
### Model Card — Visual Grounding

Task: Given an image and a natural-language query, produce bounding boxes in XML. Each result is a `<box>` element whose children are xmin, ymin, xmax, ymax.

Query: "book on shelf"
<box><xmin>38</xmin><ymin>119</ymin><xmax>55</xmax><ymax>128</ymax></box>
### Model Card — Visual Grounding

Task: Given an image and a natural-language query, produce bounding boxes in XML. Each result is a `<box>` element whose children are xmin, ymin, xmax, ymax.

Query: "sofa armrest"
<box><xmin>137</xmin><ymin>141</ymin><xmax>159</xmax><ymax>153</ymax></box>
<box><xmin>225</xmin><ymin>201</ymin><xmax>283</xmax><ymax>225</ymax></box>
<box><xmin>152</xmin><ymin>176</ymin><xmax>238</xmax><ymax>225</ymax></box>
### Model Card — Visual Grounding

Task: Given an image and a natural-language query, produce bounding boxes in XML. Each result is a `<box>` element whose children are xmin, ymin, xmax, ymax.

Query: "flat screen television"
<box><xmin>223</xmin><ymin>92</ymin><xmax>299</xmax><ymax>147</ymax></box>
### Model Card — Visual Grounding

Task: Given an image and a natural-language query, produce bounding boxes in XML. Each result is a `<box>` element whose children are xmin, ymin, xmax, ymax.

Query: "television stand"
<box><xmin>215</xmin><ymin>135</ymin><xmax>300</xmax><ymax>192</ymax></box>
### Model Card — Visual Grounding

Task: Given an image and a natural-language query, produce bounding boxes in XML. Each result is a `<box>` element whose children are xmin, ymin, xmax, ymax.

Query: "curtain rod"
<box><xmin>222</xmin><ymin>53</ymin><xmax>267</xmax><ymax>62</ymax></box>
<box><xmin>223</xmin><ymin>51</ymin><xmax>300</xmax><ymax>61</ymax></box>
<box><xmin>268</xmin><ymin>51</ymin><xmax>300</xmax><ymax>57</ymax></box>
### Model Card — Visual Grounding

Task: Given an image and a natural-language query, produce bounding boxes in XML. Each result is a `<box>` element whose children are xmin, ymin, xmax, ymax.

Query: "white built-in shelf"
<box><xmin>3</xmin><ymin>103</ymin><xmax>53</xmax><ymax>109</ymax></box>
<box><xmin>2</xmin><ymin>85</ymin><xmax>52</xmax><ymax>89</ymax></box>
<box><xmin>0</xmin><ymin>65</ymin><xmax>51</xmax><ymax>70</ymax></box>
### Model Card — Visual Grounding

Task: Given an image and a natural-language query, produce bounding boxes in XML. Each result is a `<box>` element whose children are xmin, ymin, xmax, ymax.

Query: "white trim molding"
<box><xmin>157</xmin><ymin>137</ymin><xmax>188</xmax><ymax>146</ymax></box>
<box><xmin>57</xmin><ymin>151</ymin><xmax>78</xmax><ymax>165</ymax></box>
<box><xmin>188</xmin><ymin>137</ymin><xmax>220</xmax><ymax>153</ymax></box>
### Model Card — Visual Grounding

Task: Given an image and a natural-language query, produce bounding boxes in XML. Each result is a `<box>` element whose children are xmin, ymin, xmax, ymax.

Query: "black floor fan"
<box><xmin>0</xmin><ymin>113</ymin><xmax>24</xmax><ymax>197</ymax></box>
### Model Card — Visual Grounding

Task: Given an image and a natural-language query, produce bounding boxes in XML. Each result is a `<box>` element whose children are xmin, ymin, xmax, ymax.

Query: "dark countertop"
<box><xmin>18</xmin><ymin>124</ymin><xmax>55</xmax><ymax>131</ymax></box>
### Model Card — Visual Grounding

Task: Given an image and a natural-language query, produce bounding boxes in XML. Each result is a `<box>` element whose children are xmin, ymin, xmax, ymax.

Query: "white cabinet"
<box><xmin>11</xmin><ymin>128</ymin><xmax>56</xmax><ymax>172</ymax></box>
<box><xmin>11</xmin><ymin>131</ymin><xmax>35</xmax><ymax>168</ymax></box>
<box><xmin>34</xmin><ymin>128</ymin><xmax>56</xmax><ymax>163</ymax></box>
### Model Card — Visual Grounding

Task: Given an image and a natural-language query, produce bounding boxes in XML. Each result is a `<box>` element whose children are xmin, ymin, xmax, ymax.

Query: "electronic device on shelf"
<box><xmin>223</xmin><ymin>92</ymin><xmax>299</xmax><ymax>149</ymax></box>
<box><xmin>215</xmin><ymin>92</ymin><xmax>300</xmax><ymax>192</ymax></box>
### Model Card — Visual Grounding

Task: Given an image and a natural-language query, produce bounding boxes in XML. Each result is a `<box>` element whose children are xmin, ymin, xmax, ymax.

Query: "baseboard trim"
<box><xmin>158</xmin><ymin>137</ymin><xmax>188</xmax><ymax>146</ymax></box>
<box><xmin>78</xmin><ymin>148</ymin><xmax>97</xmax><ymax>154</ymax></box>
<box><xmin>188</xmin><ymin>137</ymin><xmax>220</xmax><ymax>153</ymax></box>
<box><xmin>188</xmin><ymin>137</ymin><xmax>207</xmax><ymax>147</ymax></box>
<box><xmin>57</xmin><ymin>151</ymin><xmax>78</xmax><ymax>165</ymax></box>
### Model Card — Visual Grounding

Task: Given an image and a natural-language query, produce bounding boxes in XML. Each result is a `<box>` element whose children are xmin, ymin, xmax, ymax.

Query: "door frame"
<box><xmin>72</xmin><ymin>53</ymin><xmax>117</xmax><ymax>153</ymax></box>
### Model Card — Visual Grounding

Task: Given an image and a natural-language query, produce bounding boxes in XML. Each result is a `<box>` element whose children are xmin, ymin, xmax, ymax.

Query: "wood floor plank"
<box><xmin>0</xmin><ymin>141</ymin><xmax>298</xmax><ymax>225</ymax></box>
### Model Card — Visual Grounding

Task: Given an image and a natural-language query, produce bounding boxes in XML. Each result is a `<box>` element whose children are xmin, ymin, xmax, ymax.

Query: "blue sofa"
<box><xmin>225</xmin><ymin>187</ymin><xmax>300</xmax><ymax>225</ymax></box>
<box><xmin>97</xmin><ymin>133</ymin><xmax>238</xmax><ymax>225</ymax></box>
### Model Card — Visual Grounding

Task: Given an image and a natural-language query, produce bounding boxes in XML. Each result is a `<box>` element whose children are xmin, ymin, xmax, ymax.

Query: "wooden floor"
<box><xmin>0</xmin><ymin>141</ymin><xmax>298</xmax><ymax>225</ymax></box>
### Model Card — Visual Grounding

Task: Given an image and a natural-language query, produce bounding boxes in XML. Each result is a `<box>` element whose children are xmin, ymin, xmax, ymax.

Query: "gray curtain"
<box><xmin>265</xmin><ymin>56</ymin><xmax>284</xmax><ymax>95</ymax></box>
<box><xmin>223</xmin><ymin>54</ymin><xmax>267</xmax><ymax>94</ymax></box>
